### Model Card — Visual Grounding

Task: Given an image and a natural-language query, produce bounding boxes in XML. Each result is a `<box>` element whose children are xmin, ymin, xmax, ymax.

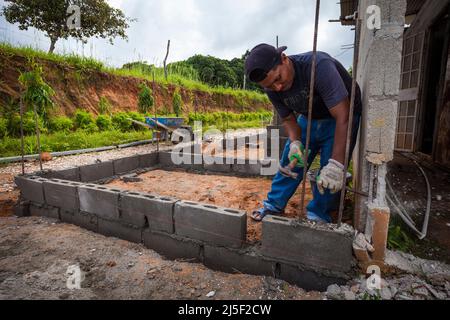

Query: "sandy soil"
<box><xmin>0</xmin><ymin>216</ymin><xmax>322</xmax><ymax>300</ymax></box>
<box><xmin>107</xmin><ymin>169</ymin><xmax>313</xmax><ymax>243</ymax></box>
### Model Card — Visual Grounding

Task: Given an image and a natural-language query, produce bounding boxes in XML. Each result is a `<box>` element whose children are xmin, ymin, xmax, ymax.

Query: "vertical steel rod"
<box><xmin>33</xmin><ymin>103</ymin><xmax>43</xmax><ymax>171</ymax></box>
<box><xmin>299</xmin><ymin>0</ymin><xmax>321</xmax><ymax>219</ymax></box>
<box><xmin>19</xmin><ymin>96</ymin><xmax>25</xmax><ymax>175</ymax></box>
<box><xmin>153</xmin><ymin>71</ymin><xmax>159</xmax><ymax>152</ymax></box>
<box><xmin>338</xmin><ymin>18</ymin><xmax>362</xmax><ymax>227</ymax></box>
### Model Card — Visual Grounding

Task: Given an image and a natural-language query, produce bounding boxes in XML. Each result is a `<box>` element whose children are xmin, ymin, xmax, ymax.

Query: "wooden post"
<box><xmin>164</xmin><ymin>40</ymin><xmax>171</xmax><ymax>81</ymax></box>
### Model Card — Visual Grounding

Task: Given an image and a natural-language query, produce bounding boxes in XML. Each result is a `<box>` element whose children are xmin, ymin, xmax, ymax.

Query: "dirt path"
<box><xmin>106</xmin><ymin>169</ymin><xmax>313</xmax><ymax>243</ymax></box>
<box><xmin>0</xmin><ymin>216</ymin><xmax>322</xmax><ymax>300</ymax></box>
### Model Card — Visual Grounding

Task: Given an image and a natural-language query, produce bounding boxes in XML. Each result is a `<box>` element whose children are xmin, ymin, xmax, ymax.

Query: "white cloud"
<box><xmin>0</xmin><ymin>0</ymin><xmax>355</xmax><ymax>68</ymax></box>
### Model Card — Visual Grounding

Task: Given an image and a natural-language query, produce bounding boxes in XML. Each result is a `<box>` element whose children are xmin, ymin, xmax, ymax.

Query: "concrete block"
<box><xmin>120</xmin><ymin>191</ymin><xmax>176</xmax><ymax>233</ymax></box>
<box><xmin>158</xmin><ymin>151</ymin><xmax>175</xmax><ymax>167</ymax></box>
<box><xmin>203</xmin><ymin>245</ymin><xmax>273</xmax><ymax>276</ymax></box>
<box><xmin>78</xmin><ymin>185</ymin><xmax>120</xmax><ymax>220</ymax></box>
<box><xmin>73</xmin><ymin>211</ymin><xmax>98</xmax><ymax>232</ymax></box>
<box><xmin>165</xmin><ymin>152</ymin><xmax>203</xmax><ymax>171</ymax></box>
<box><xmin>29</xmin><ymin>203</ymin><xmax>60</xmax><ymax>219</ymax></box>
<box><xmin>139</xmin><ymin>152</ymin><xmax>159</xmax><ymax>168</ymax></box>
<box><xmin>44</xmin><ymin>168</ymin><xmax>80</xmax><ymax>181</ymax></box>
<box><xmin>43</xmin><ymin>180</ymin><xmax>80</xmax><ymax>212</ymax></box>
<box><xmin>98</xmin><ymin>218</ymin><xmax>142</xmax><ymax>243</ymax></box>
<box><xmin>203</xmin><ymin>156</ymin><xmax>232</xmax><ymax>173</ymax></box>
<box><xmin>80</xmin><ymin>161</ymin><xmax>114</xmax><ymax>182</ymax></box>
<box><xmin>262</xmin><ymin>216</ymin><xmax>354</xmax><ymax>272</ymax></box>
<box><xmin>60</xmin><ymin>210</ymin><xmax>76</xmax><ymax>224</ymax></box>
<box><xmin>14</xmin><ymin>199</ymin><xmax>30</xmax><ymax>217</ymax></box>
<box><xmin>232</xmin><ymin>161</ymin><xmax>262</xmax><ymax>176</ymax></box>
<box><xmin>113</xmin><ymin>155</ymin><xmax>139</xmax><ymax>175</ymax></box>
<box><xmin>174</xmin><ymin>201</ymin><xmax>246</xmax><ymax>248</ymax></box>
<box><xmin>143</xmin><ymin>229</ymin><xmax>202</xmax><ymax>262</ymax></box>
<box><xmin>277</xmin><ymin>262</ymin><xmax>347</xmax><ymax>292</ymax></box>
<box><xmin>14</xmin><ymin>176</ymin><xmax>46</xmax><ymax>204</ymax></box>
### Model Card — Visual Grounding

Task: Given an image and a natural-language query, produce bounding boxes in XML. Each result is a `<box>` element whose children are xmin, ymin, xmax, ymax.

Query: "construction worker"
<box><xmin>245</xmin><ymin>44</ymin><xmax>362</xmax><ymax>224</ymax></box>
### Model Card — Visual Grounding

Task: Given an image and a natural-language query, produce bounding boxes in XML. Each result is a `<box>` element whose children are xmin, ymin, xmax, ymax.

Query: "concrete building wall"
<box><xmin>353</xmin><ymin>0</ymin><xmax>407</xmax><ymax>231</ymax></box>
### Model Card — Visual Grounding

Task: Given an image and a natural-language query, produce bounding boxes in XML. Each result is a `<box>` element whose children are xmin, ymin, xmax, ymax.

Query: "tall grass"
<box><xmin>0</xmin><ymin>42</ymin><xmax>270</xmax><ymax>104</ymax></box>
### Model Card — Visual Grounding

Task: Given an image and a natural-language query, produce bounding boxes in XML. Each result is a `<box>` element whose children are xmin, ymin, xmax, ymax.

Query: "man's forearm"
<box><xmin>331</xmin><ymin>118</ymin><xmax>349</xmax><ymax>165</ymax></box>
<box><xmin>282</xmin><ymin>114</ymin><xmax>301</xmax><ymax>142</ymax></box>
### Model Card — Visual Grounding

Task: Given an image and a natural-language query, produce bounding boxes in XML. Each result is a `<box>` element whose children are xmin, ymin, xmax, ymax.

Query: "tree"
<box><xmin>138</xmin><ymin>83</ymin><xmax>154</xmax><ymax>114</ymax></box>
<box><xmin>2</xmin><ymin>0</ymin><xmax>133</xmax><ymax>53</ymax></box>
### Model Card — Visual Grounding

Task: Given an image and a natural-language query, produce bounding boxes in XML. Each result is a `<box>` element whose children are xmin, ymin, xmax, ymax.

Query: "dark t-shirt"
<box><xmin>265</xmin><ymin>51</ymin><xmax>362</xmax><ymax>119</ymax></box>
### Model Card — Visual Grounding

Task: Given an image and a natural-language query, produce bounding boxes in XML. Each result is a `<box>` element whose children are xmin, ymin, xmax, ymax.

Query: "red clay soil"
<box><xmin>106</xmin><ymin>169</ymin><xmax>313</xmax><ymax>243</ymax></box>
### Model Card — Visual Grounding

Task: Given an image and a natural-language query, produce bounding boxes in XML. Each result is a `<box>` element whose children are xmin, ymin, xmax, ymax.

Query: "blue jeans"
<box><xmin>263</xmin><ymin>114</ymin><xmax>361</xmax><ymax>223</ymax></box>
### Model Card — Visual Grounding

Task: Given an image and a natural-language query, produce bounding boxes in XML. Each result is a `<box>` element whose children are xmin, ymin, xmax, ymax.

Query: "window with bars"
<box><xmin>396</xmin><ymin>32</ymin><xmax>424</xmax><ymax>151</ymax></box>
<box><xmin>395</xmin><ymin>100</ymin><xmax>417</xmax><ymax>151</ymax></box>
<box><xmin>401</xmin><ymin>33</ymin><xmax>423</xmax><ymax>90</ymax></box>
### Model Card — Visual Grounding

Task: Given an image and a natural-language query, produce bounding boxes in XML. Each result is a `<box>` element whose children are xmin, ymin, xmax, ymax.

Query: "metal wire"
<box><xmin>337</xmin><ymin>17</ymin><xmax>362</xmax><ymax>227</ymax></box>
<box><xmin>299</xmin><ymin>0</ymin><xmax>320</xmax><ymax>219</ymax></box>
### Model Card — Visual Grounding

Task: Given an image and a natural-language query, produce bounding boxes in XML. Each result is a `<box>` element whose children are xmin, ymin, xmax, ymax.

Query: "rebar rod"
<box><xmin>299</xmin><ymin>0</ymin><xmax>320</xmax><ymax>219</ymax></box>
<box><xmin>338</xmin><ymin>17</ymin><xmax>362</xmax><ymax>227</ymax></box>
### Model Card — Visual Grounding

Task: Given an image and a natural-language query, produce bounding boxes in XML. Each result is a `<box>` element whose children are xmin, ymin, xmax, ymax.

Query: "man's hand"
<box><xmin>317</xmin><ymin>159</ymin><xmax>344</xmax><ymax>194</ymax></box>
<box><xmin>288</xmin><ymin>140</ymin><xmax>306</xmax><ymax>167</ymax></box>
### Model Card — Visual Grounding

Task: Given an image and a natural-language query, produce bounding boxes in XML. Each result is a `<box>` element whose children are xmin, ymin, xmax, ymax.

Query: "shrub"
<box><xmin>96</xmin><ymin>115</ymin><xmax>112</xmax><ymax>131</ymax></box>
<box><xmin>138</xmin><ymin>83</ymin><xmax>154</xmax><ymax>114</ymax></box>
<box><xmin>127</xmin><ymin>111</ymin><xmax>146</xmax><ymax>131</ymax></box>
<box><xmin>112</xmin><ymin>112</ymin><xmax>133</xmax><ymax>132</ymax></box>
<box><xmin>172</xmin><ymin>88</ymin><xmax>182</xmax><ymax>117</ymax></box>
<box><xmin>8</xmin><ymin>111</ymin><xmax>47</xmax><ymax>136</ymax></box>
<box><xmin>98</xmin><ymin>97</ymin><xmax>112</xmax><ymax>115</ymax></box>
<box><xmin>48</xmin><ymin>116</ymin><xmax>73</xmax><ymax>133</ymax></box>
<box><xmin>0</xmin><ymin>118</ymin><xmax>8</xmax><ymax>138</ymax></box>
<box><xmin>74</xmin><ymin>110</ymin><xmax>95</xmax><ymax>130</ymax></box>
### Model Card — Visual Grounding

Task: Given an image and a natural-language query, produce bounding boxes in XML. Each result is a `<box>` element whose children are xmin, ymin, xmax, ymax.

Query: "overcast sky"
<box><xmin>0</xmin><ymin>0</ymin><xmax>355</xmax><ymax>68</ymax></box>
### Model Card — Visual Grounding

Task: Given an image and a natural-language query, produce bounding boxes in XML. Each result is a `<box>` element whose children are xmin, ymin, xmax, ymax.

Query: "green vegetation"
<box><xmin>172</xmin><ymin>88</ymin><xmax>182</xmax><ymax>117</ymax></box>
<box><xmin>138</xmin><ymin>83</ymin><xmax>154</xmax><ymax>114</ymax></box>
<box><xmin>0</xmin><ymin>130</ymin><xmax>150</xmax><ymax>158</ymax></box>
<box><xmin>98</xmin><ymin>97</ymin><xmax>112</xmax><ymax>115</ymax></box>
<box><xmin>48</xmin><ymin>116</ymin><xmax>73</xmax><ymax>133</ymax></box>
<box><xmin>0</xmin><ymin>42</ymin><xmax>269</xmax><ymax>106</ymax></box>
<box><xmin>2</xmin><ymin>0</ymin><xmax>132</xmax><ymax>53</ymax></box>
<box><xmin>18</xmin><ymin>58</ymin><xmax>55</xmax><ymax>124</ymax></box>
<box><xmin>387</xmin><ymin>218</ymin><xmax>414</xmax><ymax>252</ymax></box>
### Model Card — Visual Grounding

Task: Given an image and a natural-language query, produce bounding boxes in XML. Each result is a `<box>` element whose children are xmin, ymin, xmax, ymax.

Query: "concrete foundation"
<box><xmin>15</xmin><ymin>149</ymin><xmax>357</xmax><ymax>290</ymax></box>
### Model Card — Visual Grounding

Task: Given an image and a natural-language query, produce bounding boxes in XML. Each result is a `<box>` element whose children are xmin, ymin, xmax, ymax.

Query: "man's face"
<box><xmin>258</xmin><ymin>55</ymin><xmax>294</xmax><ymax>92</ymax></box>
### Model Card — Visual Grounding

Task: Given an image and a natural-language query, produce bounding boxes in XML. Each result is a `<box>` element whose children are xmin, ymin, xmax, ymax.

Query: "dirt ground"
<box><xmin>107</xmin><ymin>169</ymin><xmax>313</xmax><ymax>243</ymax></box>
<box><xmin>387</xmin><ymin>153</ymin><xmax>450</xmax><ymax>264</ymax></box>
<box><xmin>0</xmin><ymin>216</ymin><xmax>322</xmax><ymax>300</ymax></box>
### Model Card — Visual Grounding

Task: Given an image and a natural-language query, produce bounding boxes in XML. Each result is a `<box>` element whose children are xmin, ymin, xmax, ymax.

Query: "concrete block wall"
<box><xmin>15</xmin><ymin>150</ymin><xmax>355</xmax><ymax>290</ymax></box>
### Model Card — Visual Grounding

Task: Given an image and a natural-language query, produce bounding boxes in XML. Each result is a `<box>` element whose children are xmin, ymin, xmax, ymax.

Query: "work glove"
<box><xmin>288</xmin><ymin>140</ymin><xmax>307</xmax><ymax>168</ymax></box>
<box><xmin>317</xmin><ymin>159</ymin><xmax>345</xmax><ymax>195</ymax></box>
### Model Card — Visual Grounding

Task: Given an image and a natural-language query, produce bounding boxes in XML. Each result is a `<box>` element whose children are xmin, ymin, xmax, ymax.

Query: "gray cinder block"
<box><xmin>203</xmin><ymin>245</ymin><xmax>273</xmax><ymax>276</ymax></box>
<box><xmin>139</xmin><ymin>152</ymin><xmax>159</xmax><ymax>168</ymax></box>
<box><xmin>261</xmin><ymin>216</ymin><xmax>354</xmax><ymax>272</ymax></box>
<box><xmin>14</xmin><ymin>176</ymin><xmax>46</xmax><ymax>204</ymax></box>
<box><xmin>158</xmin><ymin>151</ymin><xmax>175</xmax><ymax>167</ymax></box>
<box><xmin>29</xmin><ymin>203</ymin><xmax>60</xmax><ymax>219</ymax></box>
<box><xmin>97</xmin><ymin>218</ymin><xmax>142</xmax><ymax>243</ymax></box>
<box><xmin>43</xmin><ymin>180</ymin><xmax>81</xmax><ymax>212</ymax></box>
<box><xmin>203</xmin><ymin>156</ymin><xmax>233</xmax><ymax>173</ymax></box>
<box><xmin>142</xmin><ymin>229</ymin><xmax>203</xmax><ymax>262</ymax></box>
<box><xmin>277</xmin><ymin>262</ymin><xmax>348</xmax><ymax>292</ymax></box>
<box><xmin>120</xmin><ymin>191</ymin><xmax>177</xmax><ymax>233</ymax></box>
<box><xmin>44</xmin><ymin>167</ymin><xmax>80</xmax><ymax>181</ymax></box>
<box><xmin>80</xmin><ymin>161</ymin><xmax>114</xmax><ymax>182</ymax></box>
<box><xmin>113</xmin><ymin>155</ymin><xmax>140</xmax><ymax>175</ymax></box>
<box><xmin>78</xmin><ymin>185</ymin><xmax>120</xmax><ymax>220</ymax></box>
<box><xmin>73</xmin><ymin>211</ymin><xmax>98</xmax><ymax>232</ymax></box>
<box><xmin>232</xmin><ymin>160</ymin><xmax>262</xmax><ymax>176</ymax></box>
<box><xmin>174</xmin><ymin>201</ymin><xmax>246</xmax><ymax>248</ymax></box>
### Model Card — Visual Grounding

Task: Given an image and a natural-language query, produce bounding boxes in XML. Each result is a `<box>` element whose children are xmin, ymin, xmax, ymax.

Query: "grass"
<box><xmin>0</xmin><ymin>42</ymin><xmax>269</xmax><ymax>105</ymax></box>
<box><xmin>0</xmin><ymin>130</ymin><xmax>152</xmax><ymax>158</ymax></box>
